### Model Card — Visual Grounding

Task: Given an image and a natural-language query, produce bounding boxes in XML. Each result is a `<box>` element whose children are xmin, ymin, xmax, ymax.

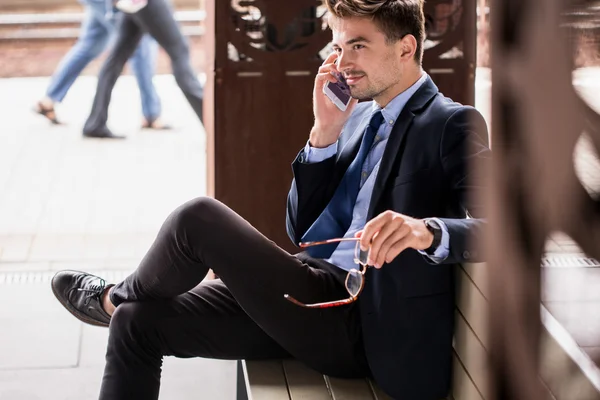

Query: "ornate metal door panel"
<box><xmin>205</xmin><ymin>0</ymin><xmax>330</xmax><ymax>250</ymax></box>
<box><xmin>423</xmin><ymin>0</ymin><xmax>477</xmax><ymax>106</ymax></box>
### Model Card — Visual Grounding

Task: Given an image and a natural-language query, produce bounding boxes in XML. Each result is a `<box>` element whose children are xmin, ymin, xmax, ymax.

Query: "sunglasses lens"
<box><xmin>346</xmin><ymin>269</ymin><xmax>363</xmax><ymax>297</ymax></box>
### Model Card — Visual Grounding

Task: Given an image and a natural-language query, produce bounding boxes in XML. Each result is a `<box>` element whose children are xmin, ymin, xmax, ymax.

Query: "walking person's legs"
<box><xmin>52</xmin><ymin>198</ymin><xmax>369</xmax><ymax>400</ymax></box>
<box><xmin>82</xmin><ymin>13</ymin><xmax>144</xmax><ymax>138</ymax></box>
<box><xmin>36</xmin><ymin>5</ymin><xmax>112</xmax><ymax>123</ymax></box>
<box><xmin>132</xmin><ymin>0</ymin><xmax>204</xmax><ymax>123</ymax></box>
<box><xmin>129</xmin><ymin>34</ymin><xmax>170</xmax><ymax>129</ymax></box>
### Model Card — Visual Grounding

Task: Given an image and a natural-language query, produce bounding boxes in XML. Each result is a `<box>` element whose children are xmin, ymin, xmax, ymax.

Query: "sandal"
<box><xmin>33</xmin><ymin>101</ymin><xmax>60</xmax><ymax>125</ymax></box>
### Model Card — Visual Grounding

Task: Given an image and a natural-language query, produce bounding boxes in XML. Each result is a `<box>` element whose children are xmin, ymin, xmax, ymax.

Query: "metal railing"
<box><xmin>0</xmin><ymin>10</ymin><xmax>206</xmax><ymax>40</ymax></box>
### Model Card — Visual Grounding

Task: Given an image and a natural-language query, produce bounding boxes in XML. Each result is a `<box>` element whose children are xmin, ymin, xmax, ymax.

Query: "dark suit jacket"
<box><xmin>286</xmin><ymin>77</ymin><xmax>491</xmax><ymax>399</ymax></box>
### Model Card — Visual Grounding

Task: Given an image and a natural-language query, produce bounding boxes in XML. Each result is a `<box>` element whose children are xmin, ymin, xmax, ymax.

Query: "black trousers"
<box><xmin>83</xmin><ymin>0</ymin><xmax>204</xmax><ymax>133</ymax></box>
<box><xmin>100</xmin><ymin>197</ymin><xmax>370</xmax><ymax>400</ymax></box>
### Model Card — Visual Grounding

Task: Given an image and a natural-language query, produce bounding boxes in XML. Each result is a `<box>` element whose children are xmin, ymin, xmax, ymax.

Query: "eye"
<box><xmin>353</xmin><ymin>44</ymin><xmax>364</xmax><ymax>50</ymax></box>
<box><xmin>333</xmin><ymin>47</ymin><xmax>342</xmax><ymax>54</ymax></box>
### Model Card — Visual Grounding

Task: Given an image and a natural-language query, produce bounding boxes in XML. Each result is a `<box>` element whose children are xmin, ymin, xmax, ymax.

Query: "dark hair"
<box><xmin>326</xmin><ymin>0</ymin><xmax>426</xmax><ymax>63</ymax></box>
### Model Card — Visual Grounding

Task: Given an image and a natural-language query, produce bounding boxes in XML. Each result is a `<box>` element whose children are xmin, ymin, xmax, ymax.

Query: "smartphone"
<box><xmin>323</xmin><ymin>70</ymin><xmax>352</xmax><ymax>112</ymax></box>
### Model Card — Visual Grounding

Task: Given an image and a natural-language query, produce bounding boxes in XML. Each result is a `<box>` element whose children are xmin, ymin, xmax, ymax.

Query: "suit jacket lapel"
<box><xmin>367</xmin><ymin>77</ymin><xmax>439</xmax><ymax>219</ymax></box>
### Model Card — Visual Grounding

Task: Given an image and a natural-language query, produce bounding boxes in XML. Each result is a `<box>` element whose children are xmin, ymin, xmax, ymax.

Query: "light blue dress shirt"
<box><xmin>303</xmin><ymin>73</ymin><xmax>450</xmax><ymax>271</ymax></box>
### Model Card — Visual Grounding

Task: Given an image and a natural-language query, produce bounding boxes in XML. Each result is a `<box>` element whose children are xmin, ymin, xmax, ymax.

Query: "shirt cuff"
<box><xmin>301</xmin><ymin>140</ymin><xmax>338</xmax><ymax>163</ymax></box>
<box><xmin>418</xmin><ymin>218</ymin><xmax>450</xmax><ymax>264</ymax></box>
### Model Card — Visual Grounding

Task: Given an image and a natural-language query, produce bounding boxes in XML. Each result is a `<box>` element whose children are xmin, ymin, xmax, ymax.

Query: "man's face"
<box><xmin>330</xmin><ymin>16</ymin><xmax>404</xmax><ymax>102</ymax></box>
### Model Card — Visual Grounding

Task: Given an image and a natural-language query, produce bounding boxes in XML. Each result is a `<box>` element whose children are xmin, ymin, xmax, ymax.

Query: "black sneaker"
<box><xmin>51</xmin><ymin>270</ymin><xmax>113</xmax><ymax>327</ymax></box>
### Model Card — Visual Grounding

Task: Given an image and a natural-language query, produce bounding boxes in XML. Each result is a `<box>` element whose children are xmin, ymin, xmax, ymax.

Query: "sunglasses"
<box><xmin>284</xmin><ymin>237</ymin><xmax>369</xmax><ymax>308</ymax></box>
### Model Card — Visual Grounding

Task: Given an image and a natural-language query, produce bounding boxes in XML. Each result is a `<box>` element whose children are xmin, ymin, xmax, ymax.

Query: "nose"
<box><xmin>336</xmin><ymin>52</ymin><xmax>351</xmax><ymax>72</ymax></box>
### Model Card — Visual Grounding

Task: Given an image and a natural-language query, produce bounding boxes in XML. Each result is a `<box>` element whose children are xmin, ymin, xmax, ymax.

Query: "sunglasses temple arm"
<box><xmin>284</xmin><ymin>294</ymin><xmax>356</xmax><ymax>308</ymax></box>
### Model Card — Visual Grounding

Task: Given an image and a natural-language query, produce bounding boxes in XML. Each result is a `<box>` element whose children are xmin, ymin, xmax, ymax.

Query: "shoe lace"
<box><xmin>77</xmin><ymin>278</ymin><xmax>107</xmax><ymax>307</ymax></box>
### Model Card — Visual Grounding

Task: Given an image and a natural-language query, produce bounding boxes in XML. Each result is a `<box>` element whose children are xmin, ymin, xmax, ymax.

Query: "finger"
<box><xmin>315</xmin><ymin>73</ymin><xmax>338</xmax><ymax>93</ymax></box>
<box><xmin>316</xmin><ymin>72</ymin><xmax>338</xmax><ymax>84</ymax></box>
<box><xmin>318</xmin><ymin>64</ymin><xmax>337</xmax><ymax>76</ymax></box>
<box><xmin>383</xmin><ymin>236</ymin><xmax>412</xmax><ymax>265</ymax></box>
<box><xmin>354</xmin><ymin>230</ymin><xmax>363</xmax><ymax>238</ymax></box>
<box><xmin>360</xmin><ymin>211</ymin><xmax>394</xmax><ymax>251</ymax></box>
<box><xmin>360</xmin><ymin>214</ymin><xmax>386</xmax><ymax>249</ymax></box>
<box><xmin>322</xmin><ymin>52</ymin><xmax>338</xmax><ymax>65</ymax></box>
<box><xmin>368</xmin><ymin>217</ymin><xmax>404</xmax><ymax>266</ymax></box>
<box><xmin>373</xmin><ymin>223</ymin><xmax>411</xmax><ymax>267</ymax></box>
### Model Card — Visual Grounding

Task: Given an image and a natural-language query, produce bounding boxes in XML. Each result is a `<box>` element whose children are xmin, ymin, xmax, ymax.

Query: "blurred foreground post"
<box><xmin>487</xmin><ymin>0</ymin><xmax>600</xmax><ymax>398</ymax></box>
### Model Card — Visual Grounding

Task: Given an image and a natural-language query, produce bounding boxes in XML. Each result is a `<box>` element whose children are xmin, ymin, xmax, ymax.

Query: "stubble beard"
<box><xmin>349</xmin><ymin>81</ymin><xmax>388</xmax><ymax>102</ymax></box>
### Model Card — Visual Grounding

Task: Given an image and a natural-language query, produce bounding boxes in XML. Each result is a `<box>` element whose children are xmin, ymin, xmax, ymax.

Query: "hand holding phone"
<box><xmin>311</xmin><ymin>53</ymin><xmax>357</xmax><ymax>148</ymax></box>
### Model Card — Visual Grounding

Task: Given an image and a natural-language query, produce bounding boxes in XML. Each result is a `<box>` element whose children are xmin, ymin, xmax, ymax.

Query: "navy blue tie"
<box><xmin>301</xmin><ymin>111</ymin><xmax>384</xmax><ymax>258</ymax></box>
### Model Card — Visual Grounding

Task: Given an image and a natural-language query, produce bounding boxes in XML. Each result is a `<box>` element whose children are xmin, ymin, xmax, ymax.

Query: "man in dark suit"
<box><xmin>50</xmin><ymin>0</ymin><xmax>490</xmax><ymax>398</ymax></box>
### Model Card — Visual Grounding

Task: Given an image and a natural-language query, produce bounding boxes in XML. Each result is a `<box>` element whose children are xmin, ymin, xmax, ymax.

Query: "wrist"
<box><xmin>309</xmin><ymin>125</ymin><xmax>341</xmax><ymax>148</ymax></box>
<box><xmin>423</xmin><ymin>226</ymin><xmax>434</xmax><ymax>248</ymax></box>
<box><xmin>423</xmin><ymin>218</ymin><xmax>442</xmax><ymax>254</ymax></box>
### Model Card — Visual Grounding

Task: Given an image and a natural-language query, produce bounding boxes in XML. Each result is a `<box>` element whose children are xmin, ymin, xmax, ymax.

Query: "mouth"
<box><xmin>345</xmin><ymin>75</ymin><xmax>364</xmax><ymax>85</ymax></box>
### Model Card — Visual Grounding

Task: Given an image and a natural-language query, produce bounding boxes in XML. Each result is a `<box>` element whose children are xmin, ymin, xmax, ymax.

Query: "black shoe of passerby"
<box><xmin>51</xmin><ymin>270</ymin><xmax>113</xmax><ymax>327</ymax></box>
<box><xmin>83</xmin><ymin>127</ymin><xmax>125</xmax><ymax>139</ymax></box>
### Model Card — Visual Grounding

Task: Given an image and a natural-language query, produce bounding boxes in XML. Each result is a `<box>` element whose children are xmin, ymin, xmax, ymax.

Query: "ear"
<box><xmin>398</xmin><ymin>34</ymin><xmax>417</xmax><ymax>61</ymax></box>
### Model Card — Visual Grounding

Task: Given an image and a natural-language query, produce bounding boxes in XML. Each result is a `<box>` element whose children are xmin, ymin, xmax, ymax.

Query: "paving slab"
<box><xmin>0</xmin><ymin>282</ymin><xmax>80</xmax><ymax>369</ymax></box>
<box><xmin>0</xmin><ymin>359</ymin><xmax>236</xmax><ymax>400</ymax></box>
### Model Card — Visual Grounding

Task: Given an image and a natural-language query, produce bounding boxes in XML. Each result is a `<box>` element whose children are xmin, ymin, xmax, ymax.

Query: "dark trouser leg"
<box><xmin>100</xmin><ymin>279</ymin><xmax>290</xmax><ymax>400</ymax></box>
<box><xmin>83</xmin><ymin>14</ymin><xmax>144</xmax><ymax>134</ymax></box>
<box><xmin>132</xmin><ymin>0</ymin><xmax>204</xmax><ymax>123</ymax></box>
<box><xmin>102</xmin><ymin>197</ymin><xmax>369</xmax><ymax>399</ymax></box>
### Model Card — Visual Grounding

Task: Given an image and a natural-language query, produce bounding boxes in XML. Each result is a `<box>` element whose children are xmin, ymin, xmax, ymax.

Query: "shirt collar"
<box><xmin>372</xmin><ymin>72</ymin><xmax>428</xmax><ymax>127</ymax></box>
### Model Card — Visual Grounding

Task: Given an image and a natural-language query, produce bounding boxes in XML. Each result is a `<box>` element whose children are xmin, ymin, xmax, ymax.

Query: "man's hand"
<box><xmin>310</xmin><ymin>52</ymin><xmax>358</xmax><ymax>148</ymax></box>
<box><xmin>355</xmin><ymin>211</ymin><xmax>434</xmax><ymax>269</ymax></box>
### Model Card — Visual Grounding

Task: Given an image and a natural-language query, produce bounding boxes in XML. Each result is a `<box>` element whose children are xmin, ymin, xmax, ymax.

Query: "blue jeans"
<box><xmin>45</xmin><ymin>2</ymin><xmax>161</xmax><ymax>121</ymax></box>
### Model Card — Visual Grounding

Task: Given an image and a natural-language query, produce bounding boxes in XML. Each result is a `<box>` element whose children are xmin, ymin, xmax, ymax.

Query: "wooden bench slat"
<box><xmin>325</xmin><ymin>375</ymin><xmax>376</xmax><ymax>400</ymax></box>
<box><xmin>243</xmin><ymin>360</ymin><xmax>291</xmax><ymax>400</ymax></box>
<box><xmin>456</xmin><ymin>265</ymin><xmax>489</xmax><ymax>349</ymax></box>
<box><xmin>461</xmin><ymin>263</ymin><xmax>488</xmax><ymax>299</ymax></box>
<box><xmin>282</xmin><ymin>359</ymin><xmax>332</xmax><ymax>399</ymax></box>
<box><xmin>452</xmin><ymin>352</ymin><xmax>484</xmax><ymax>400</ymax></box>
<box><xmin>454</xmin><ymin>311</ymin><xmax>490</xmax><ymax>399</ymax></box>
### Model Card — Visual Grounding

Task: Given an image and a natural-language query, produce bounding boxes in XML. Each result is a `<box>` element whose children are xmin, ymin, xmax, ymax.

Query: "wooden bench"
<box><xmin>236</xmin><ymin>359</ymin><xmax>393</xmax><ymax>400</ymax></box>
<box><xmin>236</xmin><ymin>262</ymin><xmax>600</xmax><ymax>399</ymax></box>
